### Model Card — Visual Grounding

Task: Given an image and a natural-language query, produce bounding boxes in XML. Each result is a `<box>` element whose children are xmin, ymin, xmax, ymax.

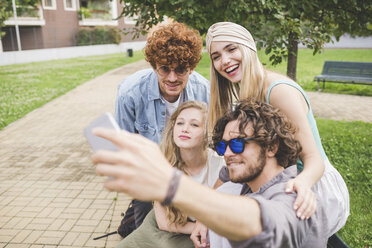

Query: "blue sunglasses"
<box><xmin>214</xmin><ymin>137</ymin><xmax>254</xmax><ymax>156</ymax></box>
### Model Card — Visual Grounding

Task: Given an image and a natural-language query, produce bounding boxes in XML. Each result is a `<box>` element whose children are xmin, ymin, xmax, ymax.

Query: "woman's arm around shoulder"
<box><xmin>267</xmin><ymin>78</ymin><xmax>323</xmax><ymax>219</ymax></box>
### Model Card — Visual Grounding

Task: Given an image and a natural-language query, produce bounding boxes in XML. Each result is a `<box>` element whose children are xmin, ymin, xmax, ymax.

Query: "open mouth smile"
<box><xmin>225</xmin><ymin>64</ymin><xmax>239</xmax><ymax>74</ymax></box>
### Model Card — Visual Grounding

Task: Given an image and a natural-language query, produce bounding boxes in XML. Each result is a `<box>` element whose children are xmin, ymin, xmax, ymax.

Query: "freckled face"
<box><xmin>173</xmin><ymin>108</ymin><xmax>205</xmax><ymax>150</ymax></box>
<box><xmin>210</xmin><ymin>41</ymin><xmax>243</xmax><ymax>83</ymax></box>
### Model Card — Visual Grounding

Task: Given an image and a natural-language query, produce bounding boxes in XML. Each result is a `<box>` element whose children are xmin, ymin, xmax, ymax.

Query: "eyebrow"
<box><xmin>211</xmin><ymin>43</ymin><xmax>235</xmax><ymax>56</ymax></box>
<box><xmin>176</xmin><ymin>117</ymin><xmax>202</xmax><ymax>123</ymax></box>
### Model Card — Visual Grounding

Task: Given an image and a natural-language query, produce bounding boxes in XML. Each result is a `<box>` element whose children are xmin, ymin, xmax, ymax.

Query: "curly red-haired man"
<box><xmin>114</xmin><ymin>21</ymin><xmax>210</xmax><ymax>233</ymax></box>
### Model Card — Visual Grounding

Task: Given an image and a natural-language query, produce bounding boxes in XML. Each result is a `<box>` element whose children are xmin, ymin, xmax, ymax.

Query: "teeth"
<box><xmin>226</xmin><ymin>65</ymin><xmax>238</xmax><ymax>73</ymax></box>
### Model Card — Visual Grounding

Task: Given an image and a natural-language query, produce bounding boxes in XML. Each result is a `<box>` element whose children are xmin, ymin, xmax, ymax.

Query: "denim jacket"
<box><xmin>115</xmin><ymin>68</ymin><xmax>210</xmax><ymax>143</ymax></box>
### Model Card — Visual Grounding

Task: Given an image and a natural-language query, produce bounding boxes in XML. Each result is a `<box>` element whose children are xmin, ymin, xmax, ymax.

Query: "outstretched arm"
<box><xmin>92</xmin><ymin>128</ymin><xmax>262</xmax><ymax>241</ymax></box>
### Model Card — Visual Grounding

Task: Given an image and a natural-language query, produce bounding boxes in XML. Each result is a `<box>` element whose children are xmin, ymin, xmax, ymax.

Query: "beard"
<box><xmin>228</xmin><ymin>147</ymin><xmax>266</xmax><ymax>184</ymax></box>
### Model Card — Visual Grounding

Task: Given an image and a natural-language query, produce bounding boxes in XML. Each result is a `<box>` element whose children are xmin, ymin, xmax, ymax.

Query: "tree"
<box><xmin>0</xmin><ymin>0</ymin><xmax>39</xmax><ymax>37</ymax></box>
<box><xmin>119</xmin><ymin>0</ymin><xmax>371</xmax><ymax>81</ymax></box>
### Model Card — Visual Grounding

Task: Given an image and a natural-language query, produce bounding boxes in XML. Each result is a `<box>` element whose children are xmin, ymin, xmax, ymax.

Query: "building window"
<box><xmin>64</xmin><ymin>0</ymin><xmax>76</xmax><ymax>10</ymax></box>
<box><xmin>43</xmin><ymin>0</ymin><xmax>56</xmax><ymax>9</ymax></box>
<box><xmin>79</xmin><ymin>0</ymin><xmax>118</xmax><ymax>26</ymax></box>
<box><xmin>123</xmin><ymin>2</ymin><xmax>136</xmax><ymax>25</ymax></box>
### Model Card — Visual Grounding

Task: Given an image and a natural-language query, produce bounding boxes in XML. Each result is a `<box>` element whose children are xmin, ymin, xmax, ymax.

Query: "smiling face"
<box><xmin>222</xmin><ymin>120</ymin><xmax>266</xmax><ymax>183</ymax></box>
<box><xmin>155</xmin><ymin>63</ymin><xmax>192</xmax><ymax>103</ymax></box>
<box><xmin>210</xmin><ymin>41</ymin><xmax>243</xmax><ymax>83</ymax></box>
<box><xmin>173</xmin><ymin>107</ymin><xmax>205</xmax><ymax>150</ymax></box>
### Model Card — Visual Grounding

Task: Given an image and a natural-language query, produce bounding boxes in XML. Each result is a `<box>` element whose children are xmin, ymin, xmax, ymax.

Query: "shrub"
<box><xmin>76</xmin><ymin>27</ymin><xmax>121</xmax><ymax>46</ymax></box>
<box><xmin>76</xmin><ymin>28</ymin><xmax>92</xmax><ymax>45</ymax></box>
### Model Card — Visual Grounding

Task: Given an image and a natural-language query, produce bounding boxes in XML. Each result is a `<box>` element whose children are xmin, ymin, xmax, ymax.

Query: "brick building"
<box><xmin>1</xmin><ymin>0</ymin><xmax>145</xmax><ymax>52</ymax></box>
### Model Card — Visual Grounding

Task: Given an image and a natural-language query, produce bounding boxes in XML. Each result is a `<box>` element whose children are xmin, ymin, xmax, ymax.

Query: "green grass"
<box><xmin>0</xmin><ymin>51</ymin><xmax>144</xmax><ymax>130</ymax></box>
<box><xmin>195</xmin><ymin>49</ymin><xmax>372</xmax><ymax>96</ymax></box>
<box><xmin>317</xmin><ymin>119</ymin><xmax>372</xmax><ymax>247</ymax></box>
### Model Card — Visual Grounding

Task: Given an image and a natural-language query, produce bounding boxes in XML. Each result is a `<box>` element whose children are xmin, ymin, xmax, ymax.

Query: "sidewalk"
<box><xmin>0</xmin><ymin>59</ymin><xmax>371</xmax><ymax>247</ymax></box>
<box><xmin>307</xmin><ymin>91</ymin><xmax>372</xmax><ymax>123</ymax></box>
<box><xmin>0</xmin><ymin>60</ymin><xmax>151</xmax><ymax>248</ymax></box>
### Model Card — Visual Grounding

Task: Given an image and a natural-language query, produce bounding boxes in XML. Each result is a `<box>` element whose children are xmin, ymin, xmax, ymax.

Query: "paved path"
<box><xmin>0</xmin><ymin>60</ymin><xmax>151</xmax><ymax>248</ymax></box>
<box><xmin>307</xmin><ymin>91</ymin><xmax>372</xmax><ymax>123</ymax></box>
<box><xmin>0</xmin><ymin>59</ymin><xmax>371</xmax><ymax>247</ymax></box>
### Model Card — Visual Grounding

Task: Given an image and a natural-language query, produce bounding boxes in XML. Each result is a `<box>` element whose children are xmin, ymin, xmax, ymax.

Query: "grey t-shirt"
<box><xmin>211</xmin><ymin>165</ymin><xmax>329</xmax><ymax>248</ymax></box>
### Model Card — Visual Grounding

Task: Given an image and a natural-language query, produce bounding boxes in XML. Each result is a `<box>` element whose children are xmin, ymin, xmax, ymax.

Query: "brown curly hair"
<box><xmin>144</xmin><ymin>22</ymin><xmax>203</xmax><ymax>70</ymax></box>
<box><xmin>212</xmin><ymin>99</ymin><xmax>302</xmax><ymax>168</ymax></box>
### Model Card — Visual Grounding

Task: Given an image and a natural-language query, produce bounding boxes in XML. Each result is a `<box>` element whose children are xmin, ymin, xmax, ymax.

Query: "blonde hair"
<box><xmin>207</xmin><ymin>43</ymin><xmax>265</xmax><ymax>133</ymax></box>
<box><xmin>160</xmin><ymin>100</ymin><xmax>208</xmax><ymax>225</ymax></box>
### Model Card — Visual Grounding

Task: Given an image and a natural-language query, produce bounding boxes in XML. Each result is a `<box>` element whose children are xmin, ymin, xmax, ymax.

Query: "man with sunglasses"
<box><xmin>93</xmin><ymin>99</ymin><xmax>328</xmax><ymax>247</ymax></box>
<box><xmin>193</xmin><ymin>99</ymin><xmax>328</xmax><ymax>247</ymax></box>
<box><xmin>114</xmin><ymin>21</ymin><xmax>209</xmax><ymax>232</ymax></box>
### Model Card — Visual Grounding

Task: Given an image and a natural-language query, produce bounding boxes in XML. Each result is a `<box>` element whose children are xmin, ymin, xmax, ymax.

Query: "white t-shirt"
<box><xmin>190</xmin><ymin>148</ymin><xmax>226</xmax><ymax>188</ymax></box>
<box><xmin>163</xmin><ymin>92</ymin><xmax>184</xmax><ymax>122</ymax></box>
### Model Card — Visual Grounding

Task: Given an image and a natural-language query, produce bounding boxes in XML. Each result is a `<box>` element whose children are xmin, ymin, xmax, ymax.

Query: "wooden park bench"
<box><xmin>314</xmin><ymin>61</ymin><xmax>372</xmax><ymax>90</ymax></box>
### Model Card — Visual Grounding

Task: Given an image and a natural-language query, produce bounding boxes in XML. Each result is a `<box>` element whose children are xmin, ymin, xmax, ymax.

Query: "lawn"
<box><xmin>196</xmin><ymin>48</ymin><xmax>372</xmax><ymax>96</ymax></box>
<box><xmin>317</xmin><ymin>119</ymin><xmax>372</xmax><ymax>247</ymax></box>
<box><xmin>0</xmin><ymin>51</ymin><xmax>144</xmax><ymax>130</ymax></box>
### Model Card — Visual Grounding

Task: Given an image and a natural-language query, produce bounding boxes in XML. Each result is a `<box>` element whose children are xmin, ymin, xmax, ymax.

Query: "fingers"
<box><xmin>285</xmin><ymin>179</ymin><xmax>299</xmax><ymax>210</ymax></box>
<box><xmin>93</xmin><ymin>127</ymin><xmax>156</xmax><ymax>152</ymax></box>
<box><xmin>285</xmin><ymin>178</ymin><xmax>317</xmax><ymax>220</ymax></box>
<box><xmin>296</xmin><ymin>190</ymin><xmax>317</xmax><ymax>219</ymax></box>
<box><xmin>200</xmin><ymin>227</ymin><xmax>208</xmax><ymax>245</ymax></box>
<box><xmin>92</xmin><ymin>149</ymin><xmax>131</xmax><ymax>166</ymax></box>
<box><xmin>191</xmin><ymin>222</ymin><xmax>210</xmax><ymax>248</ymax></box>
<box><xmin>293</xmin><ymin>189</ymin><xmax>303</xmax><ymax>212</ymax></box>
<box><xmin>285</xmin><ymin>179</ymin><xmax>295</xmax><ymax>194</ymax></box>
<box><xmin>196</xmin><ymin>224</ymin><xmax>209</xmax><ymax>248</ymax></box>
<box><xmin>190</xmin><ymin>231</ymin><xmax>202</xmax><ymax>248</ymax></box>
<box><xmin>103</xmin><ymin>176</ymin><xmax>131</xmax><ymax>192</ymax></box>
<box><xmin>95</xmin><ymin>163</ymin><xmax>133</xmax><ymax>179</ymax></box>
<box><xmin>301</xmin><ymin>195</ymin><xmax>316</xmax><ymax>219</ymax></box>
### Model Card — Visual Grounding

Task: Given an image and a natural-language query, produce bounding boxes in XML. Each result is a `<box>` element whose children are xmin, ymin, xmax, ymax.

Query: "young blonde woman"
<box><xmin>206</xmin><ymin>22</ymin><xmax>349</xmax><ymax>237</ymax></box>
<box><xmin>116</xmin><ymin>100</ymin><xmax>224</xmax><ymax>248</ymax></box>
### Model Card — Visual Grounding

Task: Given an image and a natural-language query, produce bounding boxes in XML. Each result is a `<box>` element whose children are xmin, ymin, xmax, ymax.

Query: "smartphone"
<box><xmin>84</xmin><ymin>112</ymin><xmax>121</xmax><ymax>152</ymax></box>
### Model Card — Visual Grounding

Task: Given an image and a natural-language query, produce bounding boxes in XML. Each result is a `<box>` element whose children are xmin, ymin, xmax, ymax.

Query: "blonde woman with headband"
<box><xmin>206</xmin><ymin>22</ymin><xmax>349</xmax><ymax>237</ymax></box>
<box><xmin>116</xmin><ymin>101</ymin><xmax>225</xmax><ymax>248</ymax></box>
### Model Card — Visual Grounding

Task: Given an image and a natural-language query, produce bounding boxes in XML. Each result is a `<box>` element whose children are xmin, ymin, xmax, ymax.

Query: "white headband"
<box><xmin>206</xmin><ymin>22</ymin><xmax>257</xmax><ymax>54</ymax></box>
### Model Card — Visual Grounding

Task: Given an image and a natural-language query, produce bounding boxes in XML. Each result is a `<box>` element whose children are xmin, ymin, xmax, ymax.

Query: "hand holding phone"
<box><xmin>84</xmin><ymin>112</ymin><xmax>121</xmax><ymax>152</ymax></box>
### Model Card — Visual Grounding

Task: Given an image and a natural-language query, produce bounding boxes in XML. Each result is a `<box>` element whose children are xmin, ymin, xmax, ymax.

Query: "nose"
<box><xmin>221</xmin><ymin>53</ymin><xmax>230</xmax><ymax>66</ymax></box>
<box><xmin>224</xmin><ymin>145</ymin><xmax>234</xmax><ymax>157</ymax></box>
<box><xmin>167</xmin><ymin>70</ymin><xmax>177</xmax><ymax>82</ymax></box>
<box><xmin>182</xmin><ymin>123</ymin><xmax>190</xmax><ymax>133</ymax></box>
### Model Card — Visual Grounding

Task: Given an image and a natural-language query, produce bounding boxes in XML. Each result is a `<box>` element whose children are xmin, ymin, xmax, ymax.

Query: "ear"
<box><xmin>267</xmin><ymin>142</ymin><xmax>279</xmax><ymax>158</ymax></box>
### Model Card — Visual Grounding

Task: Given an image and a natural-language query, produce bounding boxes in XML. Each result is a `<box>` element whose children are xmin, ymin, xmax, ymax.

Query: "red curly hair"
<box><xmin>145</xmin><ymin>22</ymin><xmax>203</xmax><ymax>70</ymax></box>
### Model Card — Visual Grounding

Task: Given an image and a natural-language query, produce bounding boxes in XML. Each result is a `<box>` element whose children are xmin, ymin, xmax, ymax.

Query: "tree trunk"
<box><xmin>287</xmin><ymin>31</ymin><xmax>298</xmax><ymax>81</ymax></box>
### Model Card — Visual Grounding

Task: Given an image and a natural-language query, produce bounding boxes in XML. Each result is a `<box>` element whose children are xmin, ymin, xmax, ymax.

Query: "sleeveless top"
<box><xmin>266</xmin><ymin>80</ymin><xmax>327</xmax><ymax>169</ymax></box>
